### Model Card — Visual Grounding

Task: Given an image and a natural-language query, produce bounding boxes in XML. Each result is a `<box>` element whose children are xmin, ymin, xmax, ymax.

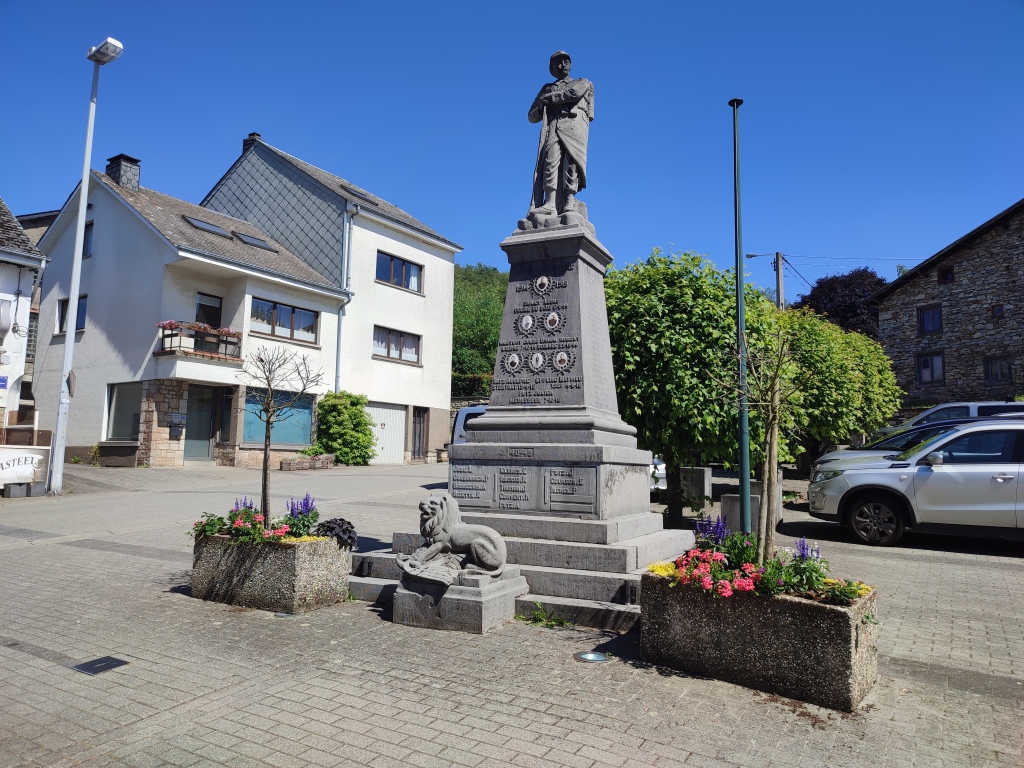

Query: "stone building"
<box><xmin>874</xmin><ymin>195</ymin><xmax>1024</xmax><ymax>406</ymax></box>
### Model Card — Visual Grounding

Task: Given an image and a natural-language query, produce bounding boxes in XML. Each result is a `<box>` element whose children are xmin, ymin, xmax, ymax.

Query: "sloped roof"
<box><xmin>255</xmin><ymin>139</ymin><xmax>462</xmax><ymax>250</ymax></box>
<box><xmin>872</xmin><ymin>194</ymin><xmax>1024</xmax><ymax>302</ymax></box>
<box><xmin>94</xmin><ymin>173</ymin><xmax>341</xmax><ymax>291</ymax></box>
<box><xmin>0</xmin><ymin>196</ymin><xmax>44</xmax><ymax>262</ymax></box>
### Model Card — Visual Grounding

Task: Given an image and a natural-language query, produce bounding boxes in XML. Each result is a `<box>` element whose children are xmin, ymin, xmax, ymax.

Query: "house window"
<box><xmin>242</xmin><ymin>389</ymin><xmax>313</xmax><ymax>445</ymax></box>
<box><xmin>107</xmin><ymin>382</ymin><xmax>143</xmax><ymax>440</ymax></box>
<box><xmin>985</xmin><ymin>356</ymin><xmax>1011</xmax><ymax>383</ymax></box>
<box><xmin>58</xmin><ymin>295</ymin><xmax>87</xmax><ymax>333</ymax></box>
<box><xmin>373</xmin><ymin>325</ymin><xmax>420</xmax><ymax>363</ymax></box>
<box><xmin>917</xmin><ymin>306</ymin><xmax>942</xmax><ymax>335</ymax></box>
<box><xmin>938</xmin><ymin>265</ymin><xmax>954</xmax><ymax>283</ymax></box>
<box><xmin>916</xmin><ymin>352</ymin><xmax>944</xmax><ymax>385</ymax></box>
<box><xmin>83</xmin><ymin>222</ymin><xmax>93</xmax><ymax>258</ymax></box>
<box><xmin>249</xmin><ymin>297</ymin><xmax>318</xmax><ymax>343</ymax></box>
<box><xmin>196</xmin><ymin>293</ymin><xmax>223</xmax><ymax>327</ymax></box>
<box><xmin>375</xmin><ymin>252</ymin><xmax>422</xmax><ymax>293</ymax></box>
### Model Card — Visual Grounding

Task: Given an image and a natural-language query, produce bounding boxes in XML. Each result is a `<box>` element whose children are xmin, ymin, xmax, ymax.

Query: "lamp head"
<box><xmin>87</xmin><ymin>37</ymin><xmax>123</xmax><ymax>64</ymax></box>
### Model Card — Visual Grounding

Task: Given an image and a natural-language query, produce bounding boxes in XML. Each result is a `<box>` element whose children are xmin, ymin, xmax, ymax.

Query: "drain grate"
<box><xmin>71</xmin><ymin>656</ymin><xmax>130</xmax><ymax>676</ymax></box>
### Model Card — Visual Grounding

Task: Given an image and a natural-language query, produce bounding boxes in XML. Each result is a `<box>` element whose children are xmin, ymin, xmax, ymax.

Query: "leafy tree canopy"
<box><xmin>792</xmin><ymin>267</ymin><xmax>888</xmax><ymax>339</ymax></box>
<box><xmin>453</xmin><ymin>263</ymin><xmax>508</xmax><ymax>376</ymax></box>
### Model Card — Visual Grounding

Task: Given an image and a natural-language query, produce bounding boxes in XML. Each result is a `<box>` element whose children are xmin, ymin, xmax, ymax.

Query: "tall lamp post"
<box><xmin>49</xmin><ymin>37</ymin><xmax>123</xmax><ymax>494</ymax></box>
<box><xmin>728</xmin><ymin>97</ymin><xmax>751</xmax><ymax>534</ymax></box>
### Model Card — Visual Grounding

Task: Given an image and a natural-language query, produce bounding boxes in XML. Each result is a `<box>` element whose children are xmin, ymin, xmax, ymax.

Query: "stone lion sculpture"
<box><xmin>396</xmin><ymin>493</ymin><xmax>507</xmax><ymax>585</ymax></box>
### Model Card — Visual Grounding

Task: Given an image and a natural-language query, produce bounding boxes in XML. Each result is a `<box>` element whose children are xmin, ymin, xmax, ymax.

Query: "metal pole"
<box><xmin>50</xmin><ymin>61</ymin><xmax>101</xmax><ymax>494</ymax></box>
<box><xmin>775</xmin><ymin>251</ymin><xmax>784</xmax><ymax>309</ymax></box>
<box><xmin>729</xmin><ymin>98</ymin><xmax>751</xmax><ymax>534</ymax></box>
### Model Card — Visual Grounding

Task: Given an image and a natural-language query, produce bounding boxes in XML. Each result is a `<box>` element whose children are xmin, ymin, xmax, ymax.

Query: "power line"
<box><xmin>781</xmin><ymin>257</ymin><xmax>814</xmax><ymax>290</ymax></box>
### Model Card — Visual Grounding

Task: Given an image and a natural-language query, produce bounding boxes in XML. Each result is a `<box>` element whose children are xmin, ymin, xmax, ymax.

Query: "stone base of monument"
<box><xmin>350</xmin><ymin>516</ymin><xmax>693</xmax><ymax>632</ymax></box>
<box><xmin>392</xmin><ymin>568</ymin><xmax>529</xmax><ymax>634</ymax></box>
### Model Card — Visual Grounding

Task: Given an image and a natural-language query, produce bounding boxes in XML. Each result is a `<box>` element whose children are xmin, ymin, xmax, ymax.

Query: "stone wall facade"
<box><xmin>877</xmin><ymin>201</ymin><xmax>1024</xmax><ymax>407</ymax></box>
<box><xmin>138</xmin><ymin>379</ymin><xmax>188</xmax><ymax>467</ymax></box>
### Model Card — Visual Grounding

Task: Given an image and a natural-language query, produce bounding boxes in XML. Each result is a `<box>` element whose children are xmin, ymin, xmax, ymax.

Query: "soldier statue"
<box><xmin>528</xmin><ymin>51</ymin><xmax>594</xmax><ymax>219</ymax></box>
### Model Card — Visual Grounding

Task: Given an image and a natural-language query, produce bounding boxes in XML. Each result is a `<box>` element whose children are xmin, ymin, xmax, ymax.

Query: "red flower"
<box><xmin>731</xmin><ymin>577</ymin><xmax>755</xmax><ymax>592</ymax></box>
<box><xmin>716</xmin><ymin>580</ymin><xmax>734</xmax><ymax>598</ymax></box>
<box><xmin>700</xmin><ymin>575</ymin><xmax>714</xmax><ymax>590</ymax></box>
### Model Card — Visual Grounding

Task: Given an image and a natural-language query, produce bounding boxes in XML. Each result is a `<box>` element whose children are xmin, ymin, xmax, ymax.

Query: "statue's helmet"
<box><xmin>549</xmin><ymin>50</ymin><xmax>571</xmax><ymax>77</ymax></box>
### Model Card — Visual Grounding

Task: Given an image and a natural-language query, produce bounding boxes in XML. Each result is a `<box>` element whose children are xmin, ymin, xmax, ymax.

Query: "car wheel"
<box><xmin>847</xmin><ymin>496</ymin><xmax>905</xmax><ymax>546</ymax></box>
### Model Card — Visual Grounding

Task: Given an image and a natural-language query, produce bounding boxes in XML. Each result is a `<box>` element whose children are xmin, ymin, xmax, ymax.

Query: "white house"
<box><xmin>34</xmin><ymin>149</ymin><xmax>458</xmax><ymax>467</ymax></box>
<box><xmin>0</xmin><ymin>197</ymin><xmax>46</xmax><ymax>437</ymax></box>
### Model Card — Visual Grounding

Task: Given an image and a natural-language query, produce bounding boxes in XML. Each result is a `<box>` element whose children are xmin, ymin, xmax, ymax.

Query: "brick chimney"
<box><xmin>242</xmin><ymin>132</ymin><xmax>262</xmax><ymax>153</ymax></box>
<box><xmin>105</xmin><ymin>154</ymin><xmax>140</xmax><ymax>191</ymax></box>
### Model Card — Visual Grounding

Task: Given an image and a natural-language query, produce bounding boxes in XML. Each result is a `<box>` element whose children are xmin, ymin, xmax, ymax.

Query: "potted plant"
<box><xmin>190</xmin><ymin>495</ymin><xmax>358</xmax><ymax>613</ymax></box>
<box><xmin>640</xmin><ymin>518</ymin><xmax>879</xmax><ymax>712</ymax></box>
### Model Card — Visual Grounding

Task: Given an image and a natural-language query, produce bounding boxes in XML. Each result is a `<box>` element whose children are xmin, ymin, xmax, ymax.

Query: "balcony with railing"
<box><xmin>154</xmin><ymin>321</ymin><xmax>242</xmax><ymax>362</ymax></box>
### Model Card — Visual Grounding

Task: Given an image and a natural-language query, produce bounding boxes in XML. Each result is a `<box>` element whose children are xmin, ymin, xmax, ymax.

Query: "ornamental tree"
<box><xmin>239</xmin><ymin>346</ymin><xmax>325</xmax><ymax>523</ymax></box>
<box><xmin>311</xmin><ymin>390</ymin><xmax>376</xmax><ymax>465</ymax></box>
<box><xmin>792</xmin><ymin>267</ymin><xmax>888</xmax><ymax>340</ymax></box>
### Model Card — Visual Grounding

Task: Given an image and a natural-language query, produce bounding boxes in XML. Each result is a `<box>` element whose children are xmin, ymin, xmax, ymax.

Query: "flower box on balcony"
<box><xmin>191</xmin><ymin>534</ymin><xmax>350</xmax><ymax>613</ymax></box>
<box><xmin>640</xmin><ymin>572</ymin><xmax>878</xmax><ymax>711</ymax></box>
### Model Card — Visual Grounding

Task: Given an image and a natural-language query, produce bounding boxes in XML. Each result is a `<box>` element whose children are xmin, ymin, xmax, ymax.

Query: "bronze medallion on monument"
<box><xmin>552</xmin><ymin>349</ymin><xmax>575</xmax><ymax>372</ymax></box>
<box><xmin>542</xmin><ymin>310</ymin><xmax>564</xmax><ymax>334</ymax></box>
<box><xmin>501</xmin><ymin>351</ymin><xmax>524</xmax><ymax>375</ymax></box>
<box><xmin>515</xmin><ymin>313</ymin><xmax>537</xmax><ymax>336</ymax></box>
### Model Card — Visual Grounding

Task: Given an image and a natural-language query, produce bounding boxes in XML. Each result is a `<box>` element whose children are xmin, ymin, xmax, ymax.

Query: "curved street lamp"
<box><xmin>49</xmin><ymin>37</ymin><xmax>123</xmax><ymax>494</ymax></box>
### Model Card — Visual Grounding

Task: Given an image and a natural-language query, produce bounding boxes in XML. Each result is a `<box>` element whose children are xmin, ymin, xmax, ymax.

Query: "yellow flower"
<box><xmin>648</xmin><ymin>561</ymin><xmax>678</xmax><ymax>578</ymax></box>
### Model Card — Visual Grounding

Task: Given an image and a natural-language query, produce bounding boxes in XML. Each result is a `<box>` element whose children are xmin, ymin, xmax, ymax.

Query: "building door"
<box><xmin>411</xmin><ymin>407</ymin><xmax>428</xmax><ymax>461</ymax></box>
<box><xmin>185</xmin><ymin>384</ymin><xmax>215</xmax><ymax>460</ymax></box>
<box><xmin>366</xmin><ymin>401</ymin><xmax>406</xmax><ymax>464</ymax></box>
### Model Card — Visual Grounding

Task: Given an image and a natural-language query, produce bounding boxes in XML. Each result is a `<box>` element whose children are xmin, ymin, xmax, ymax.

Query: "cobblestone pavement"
<box><xmin>1</xmin><ymin>464</ymin><xmax>1022</xmax><ymax>767</ymax></box>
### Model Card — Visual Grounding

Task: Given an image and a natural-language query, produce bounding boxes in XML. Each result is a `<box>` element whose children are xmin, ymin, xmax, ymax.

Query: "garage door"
<box><xmin>367</xmin><ymin>401</ymin><xmax>407</xmax><ymax>465</ymax></box>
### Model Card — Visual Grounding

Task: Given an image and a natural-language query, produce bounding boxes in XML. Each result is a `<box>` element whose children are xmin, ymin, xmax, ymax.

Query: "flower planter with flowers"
<box><xmin>641</xmin><ymin>519</ymin><xmax>879</xmax><ymax>712</ymax></box>
<box><xmin>190</xmin><ymin>495</ymin><xmax>359</xmax><ymax>614</ymax></box>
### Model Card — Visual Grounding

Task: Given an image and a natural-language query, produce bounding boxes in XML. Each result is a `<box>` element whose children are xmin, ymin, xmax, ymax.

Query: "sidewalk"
<box><xmin>1</xmin><ymin>464</ymin><xmax>1021</xmax><ymax>767</ymax></box>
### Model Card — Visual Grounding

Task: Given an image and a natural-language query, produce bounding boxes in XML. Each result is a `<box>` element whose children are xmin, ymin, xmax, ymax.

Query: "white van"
<box><xmin>875</xmin><ymin>402</ymin><xmax>1024</xmax><ymax>436</ymax></box>
<box><xmin>450</xmin><ymin>406</ymin><xmax>488</xmax><ymax>445</ymax></box>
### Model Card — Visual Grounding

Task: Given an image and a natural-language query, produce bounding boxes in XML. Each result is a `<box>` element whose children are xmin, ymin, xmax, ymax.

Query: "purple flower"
<box><xmin>286</xmin><ymin>493</ymin><xmax>316</xmax><ymax>518</ymax></box>
<box><xmin>695</xmin><ymin>515</ymin><xmax>730</xmax><ymax>545</ymax></box>
<box><xmin>777</xmin><ymin>579</ymin><xmax>784</xmax><ymax>585</ymax></box>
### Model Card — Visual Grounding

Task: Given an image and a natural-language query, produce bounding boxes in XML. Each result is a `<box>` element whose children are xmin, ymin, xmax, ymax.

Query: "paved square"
<box><xmin>1</xmin><ymin>464</ymin><xmax>1022</xmax><ymax>767</ymax></box>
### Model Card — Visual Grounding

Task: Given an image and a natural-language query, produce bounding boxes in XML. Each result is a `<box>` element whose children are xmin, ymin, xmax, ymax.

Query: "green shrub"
<box><xmin>452</xmin><ymin>373</ymin><xmax>492</xmax><ymax>397</ymax></box>
<box><xmin>311</xmin><ymin>391</ymin><xmax>376</xmax><ymax>466</ymax></box>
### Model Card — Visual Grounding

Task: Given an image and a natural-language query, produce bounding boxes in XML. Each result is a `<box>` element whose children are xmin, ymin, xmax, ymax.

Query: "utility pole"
<box><xmin>775</xmin><ymin>251</ymin><xmax>784</xmax><ymax>309</ymax></box>
<box><xmin>729</xmin><ymin>97</ymin><xmax>751</xmax><ymax>535</ymax></box>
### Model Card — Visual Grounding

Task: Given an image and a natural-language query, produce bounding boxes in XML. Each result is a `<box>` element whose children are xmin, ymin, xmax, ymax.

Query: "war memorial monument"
<box><xmin>349</xmin><ymin>52</ymin><xmax>692</xmax><ymax>632</ymax></box>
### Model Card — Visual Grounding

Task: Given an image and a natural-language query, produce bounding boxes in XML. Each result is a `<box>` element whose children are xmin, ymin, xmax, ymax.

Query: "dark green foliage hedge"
<box><xmin>311</xmin><ymin>391</ymin><xmax>376</xmax><ymax>465</ymax></box>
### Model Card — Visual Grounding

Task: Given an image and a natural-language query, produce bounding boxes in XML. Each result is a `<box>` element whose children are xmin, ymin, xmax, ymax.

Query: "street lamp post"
<box><xmin>49</xmin><ymin>37</ymin><xmax>123</xmax><ymax>495</ymax></box>
<box><xmin>729</xmin><ymin>97</ymin><xmax>751</xmax><ymax>534</ymax></box>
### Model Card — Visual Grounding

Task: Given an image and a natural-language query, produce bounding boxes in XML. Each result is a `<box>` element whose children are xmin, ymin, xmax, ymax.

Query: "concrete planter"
<box><xmin>280</xmin><ymin>456</ymin><xmax>333</xmax><ymax>470</ymax></box>
<box><xmin>640</xmin><ymin>573</ymin><xmax>878</xmax><ymax>711</ymax></box>
<box><xmin>191</xmin><ymin>535</ymin><xmax>351</xmax><ymax>613</ymax></box>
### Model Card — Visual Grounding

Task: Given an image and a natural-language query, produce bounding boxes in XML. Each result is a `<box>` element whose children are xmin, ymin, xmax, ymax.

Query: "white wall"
<box><xmin>35</xmin><ymin>179</ymin><xmax>171</xmax><ymax>446</ymax></box>
<box><xmin>339</xmin><ymin>213</ymin><xmax>454</xmax><ymax>412</ymax></box>
<box><xmin>0</xmin><ymin>261</ymin><xmax>37</xmax><ymax>413</ymax></box>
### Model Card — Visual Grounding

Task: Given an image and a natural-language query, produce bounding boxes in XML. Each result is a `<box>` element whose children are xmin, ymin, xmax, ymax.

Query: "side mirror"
<box><xmin>926</xmin><ymin>452</ymin><xmax>943</xmax><ymax>466</ymax></box>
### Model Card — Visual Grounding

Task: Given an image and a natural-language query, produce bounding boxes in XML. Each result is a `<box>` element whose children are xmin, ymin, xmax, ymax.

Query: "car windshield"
<box><xmin>895</xmin><ymin>426</ymin><xmax>960</xmax><ymax>461</ymax></box>
<box><xmin>865</xmin><ymin>426</ymin><xmax>956</xmax><ymax>452</ymax></box>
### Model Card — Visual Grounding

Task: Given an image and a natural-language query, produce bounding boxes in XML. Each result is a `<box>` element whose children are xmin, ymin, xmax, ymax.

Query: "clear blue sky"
<box><xmin>2</xmin><ymin>1</ymin><xmax>1022</xmax><ymax>299</ymax></box>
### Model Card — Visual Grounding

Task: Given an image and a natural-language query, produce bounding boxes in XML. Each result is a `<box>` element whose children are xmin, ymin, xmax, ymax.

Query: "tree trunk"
<box><xmin>757</xmin><ymin>381</ymin><xmax>781</xmax><ymax>564</ymax></box>
<box><xmin>665</xmin><ymin>463</ymin><xmax>683</xmax><ymax>529</ymax></box>
<box><xmin>261</xmin><ymin>419</ymin><xmax>272</xmax><ymax>530</ymax></box>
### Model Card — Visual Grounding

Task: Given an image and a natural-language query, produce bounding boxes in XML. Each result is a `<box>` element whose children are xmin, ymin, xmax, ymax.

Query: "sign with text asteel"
<box><xmin>0</xmin><ymin>446</ymin><xmax>49</xmax><ymax>484</ymax></box>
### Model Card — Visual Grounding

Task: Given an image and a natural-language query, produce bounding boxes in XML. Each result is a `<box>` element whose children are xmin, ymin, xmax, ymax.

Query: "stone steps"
<box><xmin>392</xmin><ymin>529</ymin><xmax>691</xmax><ymax>574</ymax></box>
<box><xmin>459</xmin><ymin>512</ymin><xmax>664</xmax><ymax>545</ymax></box>
<box><xmin>515</xmin><ymin>595</ymin><xmax>640</xmax><ymax>633</ymax></box>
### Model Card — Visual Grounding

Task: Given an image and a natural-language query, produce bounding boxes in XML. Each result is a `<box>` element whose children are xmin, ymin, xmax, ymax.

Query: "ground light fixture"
<box><xmin>49</xmin><ymin>37</ymin><xmax>123</xmax><ymax>494</ymax></box>
<box><xmin>573</xmin><ymin>651</ymin><xmax>611</xmax><ymax>663</ymax></box>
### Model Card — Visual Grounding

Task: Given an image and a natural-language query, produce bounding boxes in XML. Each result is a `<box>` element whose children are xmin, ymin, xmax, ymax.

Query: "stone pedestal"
<box><xmin>681</xmin><ymin>467</ymin><xmax>712</xmax><ymax>512</ymax></box>
<box><xmin>448</xmin><ymin>224</ymin><xmax>652</xmax><ymax>519</ymax></box>
<box><xmin>393</xmin><ymin>568</ymin><xmax>529</xmax><ymax>634</ymax></box>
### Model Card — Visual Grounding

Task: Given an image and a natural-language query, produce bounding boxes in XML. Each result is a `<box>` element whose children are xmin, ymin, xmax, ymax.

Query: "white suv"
<box><xmin>808</xmin><ymin>421</ymin><xmax>1024</xmax><ymax>545</ymax></box>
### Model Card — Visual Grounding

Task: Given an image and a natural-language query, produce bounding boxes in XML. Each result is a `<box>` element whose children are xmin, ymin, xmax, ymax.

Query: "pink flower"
<box><xmin>700</xmin><ymin>575</ymin><xmax>714</xmax><ymax>591</ymax></box>
<box><xmin>233</xmin><ymin>519</ymin><xmax>244</xmax><ymax>527</ymax></box>
<box><xmin>694</xmin><ymin>562</ymin><xmax>711</xmax><ymax>576</ymax></box>
<box><xmin>675</xmin><ymin>554</ymin><xmax>689</xmax><ymax>569</ymax></box>
<box><xmin>254</xmin><ymin>514</ymin><xmax>264</xmax><ymax>523</ymax></box>
<box><xmin>711</xmin><ymin>552</ymin><xmax>727</xmax><ymax>563</ymax></box>
<box><xmin>263</xmin><ymin>531</ymin><xmax>271</xmax><ymax>538</ymax></box>
<box><xmin>716</xmin><ymin>580</ymin><xmax>733</xmax><ymax>598</ymax></box>
<box><xmin>732</xmin><ymin>577</ymin><xmax>755</xmax><ymax>592</ymax></box>
<box><xmin>686</xmin><ymin>549</ymin><xmax>700</xmax><ymax>561</ymax></box>
<box><xmin>678</xmin><ymin>572</ymin><xmax>691</xmax><ymax>585</ymax></box>
<box><xmin>741</xmin><ymin>563</ymin><xmax>756</xmax><ymax>575</ymax></box>
<box><xmin>280</xmin><ymin>524</ymin><xmax>289</xmax><ymax>532</ymax></box>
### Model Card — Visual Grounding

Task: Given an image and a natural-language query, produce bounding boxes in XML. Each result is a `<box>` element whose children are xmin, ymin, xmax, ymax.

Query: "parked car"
<box><xmin>874</xmin><ymin>401</ymin><xmax>1024</xmax><ymax>437</ymax></box>
<box><xmin>808</xmin><ymin>420</ymin><xmax>1024</xmax><ymax>545</ymax></box>
<box><xmin>450</xmin><ymin>406</ymin><xmax>487</xmax><ymax>445</ymax></box>
<box><xmin>814</xmin><ymin>416</ymin><xmax>1024</xmax><ymax>469</ymax></box>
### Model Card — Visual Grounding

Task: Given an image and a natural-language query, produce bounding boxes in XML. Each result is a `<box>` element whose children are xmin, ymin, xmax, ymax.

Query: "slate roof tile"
<box><xmin>0</xmin><ymin>196</ymin><xmax>44</xmax><ymax>260</ymax></box>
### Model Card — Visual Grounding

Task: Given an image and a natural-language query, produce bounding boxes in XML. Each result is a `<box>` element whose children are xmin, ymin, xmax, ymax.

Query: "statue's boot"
<box><xmin>562</xmin><ymin>193</ymin><xmax>577</xmax><ymax>212</ymax></box>
<box><xmin>532</xmin><ymin>188</ymin><xmax>558</xmax><ymax>216</ymax></box>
